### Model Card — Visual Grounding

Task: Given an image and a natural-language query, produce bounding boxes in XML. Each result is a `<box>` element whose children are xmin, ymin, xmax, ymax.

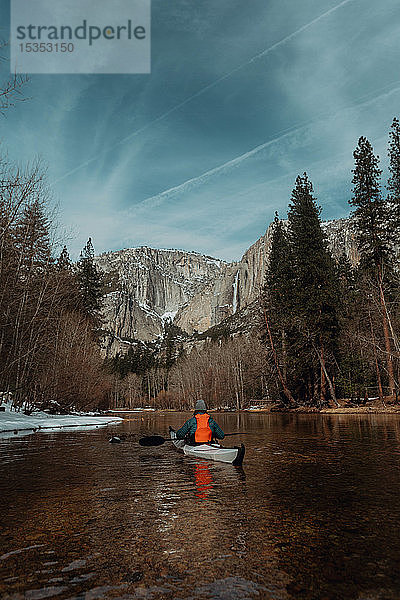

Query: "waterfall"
<box><xmin>232</xmin><ymin>270</ymin><xmax>239</xmax><ymax>313</ymax></box>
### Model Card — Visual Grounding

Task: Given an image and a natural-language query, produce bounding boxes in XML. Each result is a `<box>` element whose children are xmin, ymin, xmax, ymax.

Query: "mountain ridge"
<box><xmin>96</xmin><ymin>217</ymin><xmax>358</xmax><ymax>354</ymax></box>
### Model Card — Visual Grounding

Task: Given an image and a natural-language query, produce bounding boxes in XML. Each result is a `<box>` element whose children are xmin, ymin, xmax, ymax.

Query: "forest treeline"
<box><xmin>0</xmin><ymin>159</ymin><xmax>111</xmax><ymax>411</ymax></box>
<box><xmin>107</xmin><ymin>332</ymin><xmax>268</xmax><ymax>410</ymax></box>
<box><xmin>2</xmin><ymin>113</ymin><xmax>400</xmax><ymax>411</ymax></box>
<box><xmin>261</xmin><ymin>120</ymin><xmax>400</xmax><ymax>408</ymax></box>
<box><xmin>109</xmin><ymin>118</ymin><xmax>400</xmax><ymax>409</ymax></box>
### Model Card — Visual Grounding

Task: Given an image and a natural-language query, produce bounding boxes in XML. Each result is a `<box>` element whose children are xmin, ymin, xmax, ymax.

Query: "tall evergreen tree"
<box><xmin>54</xmin><ymin>244</ymin><xmax>81</xmax><ymax>313</ymax></box>
<box><xmin>263</xmin><ymin>213</ymin><xmax>296</xmax><ymax>404</ymax></box>
<box><xmin>334</xmin><ymin>254</ymin><xmax>373</xmax><ymax>401</ymax></box>
<box><xmin>387</xmin><ymin>116</ymin><xmax>400</xmax><ymax>232</ymax></box>
<box><xmin>266</xmin><ymin>214</ymin><xmax>294</xmax><ymax>319</ymax></box>
<box><xmin>287</xmin><ymin>173</ymin><xmax>339</xmax><ymax>405</ymax></box>
<box><xmin>387</xmin><ymin>117</ymin><xmax>400</xmax><ymax>371</ymax></box>
<box><xmin>76</xmin><ymin>238</ymin><xmax>104</xmax><ymax>319</ymax></box>
<box><xmin>14</xmin><ymin>199</ymin><xmax>52</xmax><ymax>274</ymax></box>
<box><xmin>350</xmin><ymin>137</ymin><xmax>391</xmax><ymax>269</ymax></box>
<box><xmin>349</xmin><ymin>136</ymin><xmax>395</xmax><ymax>394</ymax></box>
<box><xmin>57</xmin><ymin>245</ymin><xmax>71</xmax><ymax>271</ymax></box>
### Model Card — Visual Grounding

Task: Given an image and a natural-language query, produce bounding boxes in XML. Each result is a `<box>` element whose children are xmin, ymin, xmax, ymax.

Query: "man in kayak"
<box><xmin>176</xmin><ymin>399</ymin><xmax>225</xmax><ymax>445</ymax></box>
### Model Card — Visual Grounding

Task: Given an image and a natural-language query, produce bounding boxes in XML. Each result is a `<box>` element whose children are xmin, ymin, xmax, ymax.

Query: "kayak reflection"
<box><xmin>194</xmin><ymin>461</ymin><xmax>213</xmax><ymax>500</ymax></box>
<box><xmin>192</xmin><ymin>461</ymin><xmax>246</xmax><ymax>500</ymax></box>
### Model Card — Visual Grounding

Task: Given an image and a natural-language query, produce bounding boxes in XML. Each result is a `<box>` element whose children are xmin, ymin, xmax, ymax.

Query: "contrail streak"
<box><xmin>135</xmin><ymin>81</ymin><xmax>400</xmax><ymax>210</ymax></box>
<box><xmin>52</xmin><ymin>0</ymin><xmax>354</xmax><ymax>185</ymax></box>
<box><xmin>247</xmin><ymin>0</ymin><xmax>353</xmax><ymax>63</ymax></box>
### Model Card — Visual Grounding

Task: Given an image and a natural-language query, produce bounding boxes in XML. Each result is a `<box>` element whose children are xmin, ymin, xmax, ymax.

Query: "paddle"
<box><xmin>139</xmin><ymin>433</ymin><xmax>249</xmax><ymax>447</ymax></box>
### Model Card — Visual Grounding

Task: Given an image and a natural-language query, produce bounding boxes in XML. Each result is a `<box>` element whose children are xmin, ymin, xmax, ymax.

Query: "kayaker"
<box><xmin>176</xmin><ymin>399</ymin><xmax>225</xmax><ymax>445</ymax></box>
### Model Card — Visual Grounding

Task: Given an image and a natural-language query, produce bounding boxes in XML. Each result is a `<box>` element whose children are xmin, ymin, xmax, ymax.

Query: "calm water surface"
<box><xmin>2</xmin><ymin>412</ymin><xmax>400</xmax><ymax>600</ymax></box>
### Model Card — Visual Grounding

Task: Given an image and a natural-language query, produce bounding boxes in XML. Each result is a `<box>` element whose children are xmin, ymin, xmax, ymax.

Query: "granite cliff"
<box><xmin>96</xmin><ymin>218</ymin><xmax>358</xmax><ymax>353</ymax></box>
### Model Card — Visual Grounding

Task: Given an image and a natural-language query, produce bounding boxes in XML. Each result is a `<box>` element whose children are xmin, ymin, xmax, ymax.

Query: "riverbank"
<box><xmin>319</xmin><ymin>406</ymin><xmax>400</xmax><ymax>414</ymax></box>
<box><xmin>106</xmin><ymin>405</ymin><xmax>400</xmax><ymax>416</ymax></box>
<box><xmin>249</xmin><ymin>405</ymin><xmax>400</xmax><ymax>414</ymax></box>
<box><xmin>0</xmin><ymin>403</ymin><xmax>122</xmax><ymax>435</ymax></box>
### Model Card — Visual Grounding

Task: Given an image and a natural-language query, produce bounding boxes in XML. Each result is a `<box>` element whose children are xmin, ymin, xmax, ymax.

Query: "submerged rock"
<box><xmin>109</xmin><ymin>436</ymin><xmax>121</xmax><ymax>443</ymax></box>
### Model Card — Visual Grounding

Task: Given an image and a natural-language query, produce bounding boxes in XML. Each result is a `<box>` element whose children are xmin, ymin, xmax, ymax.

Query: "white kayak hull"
<box><xmin>169</xmin><ymin>428</ymin><xmax>245</xmax><ymax>465</ymax></box>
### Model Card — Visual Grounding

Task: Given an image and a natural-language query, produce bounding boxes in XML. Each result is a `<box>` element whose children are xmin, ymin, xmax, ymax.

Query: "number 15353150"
<box><xmin>19</xmin><ymin>42</ymin><xmax>74</xmax><ymax>52</ymax></box>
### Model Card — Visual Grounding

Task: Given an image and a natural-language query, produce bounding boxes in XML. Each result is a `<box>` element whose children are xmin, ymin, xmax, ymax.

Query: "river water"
<box><xmin>2</xmin><ymin>412</ymin><xmax>400</xmax><ymax>600</ymax></box>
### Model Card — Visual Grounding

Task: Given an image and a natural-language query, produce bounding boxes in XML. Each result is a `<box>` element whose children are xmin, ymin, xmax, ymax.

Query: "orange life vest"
<box><xmin>194</xmin><ymin>413</ymin><xmax>212</xmax><ymax>443</ymax></box>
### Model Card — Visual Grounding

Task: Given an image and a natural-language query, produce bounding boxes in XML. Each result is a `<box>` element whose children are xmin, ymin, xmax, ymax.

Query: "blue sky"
<box><xmin>1</xmin><ymin>0</ymin><xmax>400</xmax><ymax>260</ymax></box>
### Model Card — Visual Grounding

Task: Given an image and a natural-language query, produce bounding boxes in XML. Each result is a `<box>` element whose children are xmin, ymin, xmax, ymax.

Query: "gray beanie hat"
<box><xmin>194</xmin><ymin>399</ymin><xmax>207</xmax><ymax>411</ymax></box>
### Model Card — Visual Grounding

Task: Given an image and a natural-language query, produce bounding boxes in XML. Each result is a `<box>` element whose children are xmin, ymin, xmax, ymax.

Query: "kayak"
<box><xmin>169</xmin><ymin>427</ymin><xmax>245</xmax><ymax>466</ymax></box>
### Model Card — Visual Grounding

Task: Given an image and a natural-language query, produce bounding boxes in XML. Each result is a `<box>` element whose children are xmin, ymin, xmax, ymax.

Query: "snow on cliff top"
<box><xmin>97</xmin><ymin>246</ymin><xmax>226</xmax><ymax>264</ymax></box>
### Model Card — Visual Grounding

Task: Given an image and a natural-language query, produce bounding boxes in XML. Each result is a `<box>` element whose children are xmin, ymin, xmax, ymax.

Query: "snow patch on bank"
<box><xmin>0</xmin><ymin>403</ymin><xmax>122</xmax><ymax>436</ymax></box>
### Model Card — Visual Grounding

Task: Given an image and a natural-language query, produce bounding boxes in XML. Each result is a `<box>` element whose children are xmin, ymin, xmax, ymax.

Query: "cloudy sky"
<box><xmin>1</xmin><ymin>0</ymin><xmax>400</xmax><ymax>260</ymax></box>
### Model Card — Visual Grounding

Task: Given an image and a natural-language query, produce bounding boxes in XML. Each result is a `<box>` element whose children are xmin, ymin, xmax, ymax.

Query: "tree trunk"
<box><xmin>264</xmin><ymin>310</ymin><xmax>296</xmax><ymax>405</ymax></box>
<box><xmin>282</xmin><ymin>330</ymin><xmax>287</xmax><ymax>381</ymax></box>
<box><xmin>369</xmin><ymin>310</ymin><xmax>384</xmax><ymax>404</ymax></box>
<box><xmin>320</xmin><ymin>343</ymin><xmax>326</xmax><ymax>404</ymax></box>
<box><xmin>377</xmin><ymin>268</ymin><xmax>395</xmax><ymax>395</ymax></box>
<box><xmin>312</xmin><ymin>340</ymin><xmax>339</xmax><ymax>407</ymax></box>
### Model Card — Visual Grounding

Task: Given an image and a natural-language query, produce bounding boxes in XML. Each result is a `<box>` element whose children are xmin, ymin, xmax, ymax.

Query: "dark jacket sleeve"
<box><xmin>176</xmin><ymin>417</ymin><xmax>195</xmax><ymax>440</ymax></box>
<box><xmin>209</xmin><ymin>417</ymin><xmax>225</xmax><ymax>439</ymax></box>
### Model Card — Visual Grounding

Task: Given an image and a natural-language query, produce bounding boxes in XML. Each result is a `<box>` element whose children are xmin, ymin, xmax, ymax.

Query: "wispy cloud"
<box><xmin>51</xmin><ymin>0</ymin><xmax>355</xmax><ymax>185</ymax></box>
<box><xmin>1</xmin><ymin>0</ymin><xmax>400</xmax><ymax>261</ymax></box>
<box><xmin>134</xmin><ymin>80</ymin><xmax>400</xmax><ymax>213</ymax></box>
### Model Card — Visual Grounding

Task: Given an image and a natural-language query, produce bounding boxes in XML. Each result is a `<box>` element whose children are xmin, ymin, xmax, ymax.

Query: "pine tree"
<box><xmin>334</xmin><ymin>254</ymin><xmax>372</xmax><ymax>401</ymax></box>
<box><xmin>349</xmin><ymin>137</ymin><xmax>395</xmax><ymax>394</ymax></box>
<box><xmin>287</xmin><ymin>173</ymin><xmax>339</xmax><ymax>405</ymax></box>
<box><xmin>14</xmin><ymin>199</ymin><xmax>52</xmax><ymax>274</ymax></box>
<box><xmin>350</xmin><ymin>137</ymin><xmax>390</xmax><ymax>270</ymax></box>
<box><xmin>54</xmin><ymin>244</ymin><xmax>82</xmax><ymax>313</ymax></box>
<box><xmin>387</xmin><ymin>117</ymin><xmax>400</xmax><ymax>232</ymax></box>
<box><xmin>387</xmin><ymin>119</ymin><xmax>400</xmax><ymax>391</ymax></box>
<box><xmin>265</xmin><ymin>214</ymin><xmax>294</xmax><ymax>320</ymax></box>
<box><xmin>57</xmin><ymin>245</ymin><xmax>71</xmax><ymax>271</ymax></box>
<box><xmin>76</xmin><ymin>238</ymin><xmax>104</xmax><ymax>320</ymax></box>
<box><xmin>263</xmin><ymin>213</ymin><xmax>296</xmax><ymax>404</ymax></box>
